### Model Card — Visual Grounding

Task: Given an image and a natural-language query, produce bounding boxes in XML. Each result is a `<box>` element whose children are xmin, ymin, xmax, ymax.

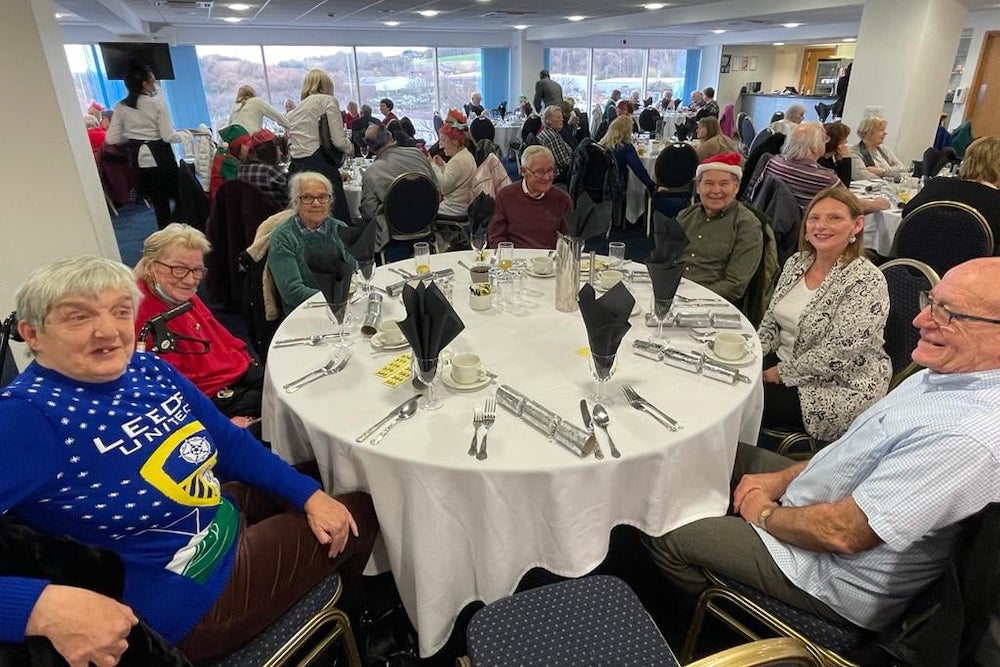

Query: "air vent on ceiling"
<box><xmin>153</xmin><ymin>1</ymin><xmax>214</xmax><ymax>8</ymax></box>
<box><xmin>481</xmin><ymin>10</ymin><xmax>534</xmax><ymax>18</ymax></box>
<box><xmin>722</xmin><ymin>18</ymin><xmax>778</xmax><ymax>27</ymax></box>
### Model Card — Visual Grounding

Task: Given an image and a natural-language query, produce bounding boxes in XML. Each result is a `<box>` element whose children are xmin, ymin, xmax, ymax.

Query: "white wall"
<box><xmin>949</xmin><ymin>8</ymin><xmax>1000</xmax><ymax>130</ymax></box>
<box><xmin>717</xmin><ymin>45</ymin><xmax>776</xmax><ymax>107</ymax></box>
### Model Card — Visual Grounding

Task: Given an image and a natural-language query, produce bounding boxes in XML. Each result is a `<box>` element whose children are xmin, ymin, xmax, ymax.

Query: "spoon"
<box><xmin>273</xmin><ymin>334</ymin><xmax>337</xmax><ymax>348</ymax></box>
<box><xmin>369</xmin><ymin>398</ymin><xmax>419</xmax><ymax>445</ymax></box>
<box><xmin>592</xmin><ymin>404</ymin><xmax>621</xmax><ymax>458</ymax></box>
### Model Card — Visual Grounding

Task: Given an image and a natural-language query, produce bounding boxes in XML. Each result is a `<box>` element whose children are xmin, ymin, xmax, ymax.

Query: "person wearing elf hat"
<box><xmin>675</xmin><ymin>151</ymin><xmax>763</xmax><ymax>303</ymax></box>
<box><xmin>209</xmin><ymin>124</ymin><xmax>251</xmax><ymax>202</ymax></box>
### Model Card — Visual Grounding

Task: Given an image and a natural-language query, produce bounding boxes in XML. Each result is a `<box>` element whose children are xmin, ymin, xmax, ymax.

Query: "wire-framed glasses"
<box><xmin>919</xmin><ymin>291</ymin><xmax>1000</xmax><ymax>327</ymax></box>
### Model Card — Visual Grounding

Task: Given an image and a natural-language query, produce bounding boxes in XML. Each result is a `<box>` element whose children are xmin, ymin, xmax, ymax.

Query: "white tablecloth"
<box><xmin>493</xmin><ymin>124</ymin><xmax>520</xmax><ymax>151</ymax></box>
<box><xmin>342</xmin><ymin>182</ymin><xmax>362</xmax><ymax>222</ymax></box>
<box><xmin>864</xmin><ymin>208</ymin><xmax>903</xmax><ymax>257</ymax></box>
<box><xmin>262</xmin><ymin>250</ymin><xmax>763</xmax><ymax>656</ymax></box>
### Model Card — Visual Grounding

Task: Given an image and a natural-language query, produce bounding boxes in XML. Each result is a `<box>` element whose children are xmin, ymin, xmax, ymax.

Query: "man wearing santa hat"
<box><xmin>675</xmin><ymin>152</ymin><xmax>763</xmax><ymax>303</ymax></box>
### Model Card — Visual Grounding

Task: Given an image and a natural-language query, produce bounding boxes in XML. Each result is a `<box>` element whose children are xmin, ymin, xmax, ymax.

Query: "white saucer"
<box><xmin>703</xmin><ymin>342</ymin><xmax>756</xmax><ymax>367</ymax></box>
<box><xmin>370</xmin><ymin>333</ymin><xmax>410</xmax><ymax>351</ymax></box>
<box><xmin>525</xmin><ymin>268</ymin><xmax>555</xmax><ymax>279</ymax></box>
<box><xmin>629</xmin><ymin>303</ymin><xmax>643</xmax><ymax>318</ymax></box>
<box><xmin>440</xmin><ymin>366</ymin><xmax>492</xmax><ymax>390</ymax></box>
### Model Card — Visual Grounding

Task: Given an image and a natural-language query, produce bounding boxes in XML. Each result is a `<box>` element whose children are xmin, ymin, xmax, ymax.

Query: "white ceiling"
<box><xmin>53</xmin><ymin>0</ymin><xmax>1000</xmax><ymax>44</ymax></box>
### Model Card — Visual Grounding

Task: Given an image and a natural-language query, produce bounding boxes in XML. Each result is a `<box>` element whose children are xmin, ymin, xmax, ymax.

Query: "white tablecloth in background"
<box><xmin>492</xmin><ymin>124</ymin><xmax>520</xmax><ymax>151</ymax></box>
<box><xmin>864</xmin><ymin>208</ymin><xmax>904</xmax><ymax>257</ymax></box>
<box><xmin>342</xmin><ymin>182</ymin><xmax>362</xmax><ymax>222</ymax></box>
<box><xmin>262</xmin><ymin>250</ymin><xmax>763</xmax><ymax>656</ymax></box>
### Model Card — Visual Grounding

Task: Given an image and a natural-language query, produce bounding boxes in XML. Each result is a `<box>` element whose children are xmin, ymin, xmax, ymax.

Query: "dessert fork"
<box><xmin>477</xmin><ymin>397</ymin><xmax>496</xmax><ymax>460</ymax></box>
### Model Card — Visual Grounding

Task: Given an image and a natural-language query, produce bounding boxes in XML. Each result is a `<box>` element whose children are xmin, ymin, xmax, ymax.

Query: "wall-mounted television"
<box><xmin>99</xmin><ymin>42</ymin><xmax>175</xmax><ymax>80</ymax></box>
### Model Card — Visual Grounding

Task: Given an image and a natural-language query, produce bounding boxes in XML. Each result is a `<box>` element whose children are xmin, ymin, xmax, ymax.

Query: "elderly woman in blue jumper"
<box><xmin>757</xmin><ymin>187</ymin><xmax>891</xmax><ymax>443</ymax></box>
<box><xmin>267</xmin><ymin>171</ymin><xmax>356</xmax><ymax>315</ymax></box>
<box><xmin>0</xmin><ymin>255</ymin><xmax>376</xmax><ymax>664</ymax></box>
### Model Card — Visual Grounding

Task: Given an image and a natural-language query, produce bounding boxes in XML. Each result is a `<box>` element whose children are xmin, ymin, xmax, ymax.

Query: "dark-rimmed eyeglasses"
<box><xmin>297</xmin><ymin>194</ymin><xmax>332</xmax><ymax>205</ymax></box>
<box><xmin>523</xmin><ymin>167</ymin><xmax>555</xmax><ymax>178</ymax></box>
<box><xmin>154</xmin><ymin>260</ymin><xmax>207</xmax><ymax>280</ymax></box>
<box><xmin>919</xmin><ymin>291</ymin><xmax>1000</xmax><ymax>327</ymax></box>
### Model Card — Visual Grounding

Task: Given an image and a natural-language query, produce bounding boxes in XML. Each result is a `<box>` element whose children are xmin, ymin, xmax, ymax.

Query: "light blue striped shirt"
<box><xmin>756</xmin><ymin>368</ymin><xmax>1000</xmax><ymax>630</ymax></box>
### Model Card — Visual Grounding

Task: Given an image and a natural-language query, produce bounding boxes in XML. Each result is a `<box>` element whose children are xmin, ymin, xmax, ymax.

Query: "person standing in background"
<box><xmin>228</xmin><ymin>84</ymin><xmax>288</xmax><ymax>134</ymax></box>
<box><xmin>533</xmin><ymin>69</ymin><xmax>563</xmax><ymax>113</ymax></box>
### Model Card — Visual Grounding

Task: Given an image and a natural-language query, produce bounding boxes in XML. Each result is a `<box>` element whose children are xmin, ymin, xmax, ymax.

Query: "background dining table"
<box><xmin>262</xmin><ymin>249</ymin><xmax>764</xmax><ymax>656</ymax></box>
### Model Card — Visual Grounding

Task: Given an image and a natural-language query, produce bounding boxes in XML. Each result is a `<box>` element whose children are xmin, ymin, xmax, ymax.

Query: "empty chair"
<box><xmin>769</xmin><ymin>110</ymin><xmax>785</xmax><ymax>124</ymax></box>
<box><xmin>891</xmin><ymin>201</ymin><xmax>994</xmax><ymax>277</ymax></box>
<box><xmin>879</xmin><ymin>259</ymin><xmax>940</xmax><ymax>389</ymax></box>
<box><xmin>653</xmin><ymin>142</ymin><xmax>699</xmax><ymax>193</ymax></box>
<box><xmin>520</xmin><ymin>115</ymin><xmax>542</xmax><ymax>142</ymax></box>
<box><xmin>748</xmin><ymin>127</ymin><xmax>774</xmax><ymax>155</ymax></box>
<box><xmin>638</xmin><ymin>107</ymin><xmax>661</xmax><ymax>133</ymax></box>
<box><xmin>814</xmin><ymin>102</ymin><xmax>834</xmax><ymax>122</ymax></box>
<box><xmin>379</xmin><ymin>172</ymin><xmax>440</xmax><ymax>263</ymax></box>
<box><xmin>739</xmin><ymin>114</ymin><xmax>756</xmax><ymax>149</ymax></box>
<box><xmin>469</xmin><ymin>116</ymin><xmax>496</xmax><ymax>143</ymax></box>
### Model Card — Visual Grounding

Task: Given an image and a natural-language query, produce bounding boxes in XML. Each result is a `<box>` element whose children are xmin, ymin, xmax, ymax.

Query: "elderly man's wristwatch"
<box><xmin>758</xmin><ymin>506</ymin><xmax>775</xmax><ymax>532</ymax></box>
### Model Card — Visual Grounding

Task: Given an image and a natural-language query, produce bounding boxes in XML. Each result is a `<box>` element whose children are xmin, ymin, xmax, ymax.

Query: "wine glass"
<box><xmin>327</xmin><ymin>300</ymin><xmax>353</xmax><ymax>349</ymax></box>
<box><xmin>651</xmin><ymin>298</ymin><xmax>674</xmax><ymax>341</ymax></box>
<box><xmin>413</xmin><ymin>356</ymin><xmax>441</xmax><ymax>410</ymax></box>
<box><xmin>589</xmin><ymin>353</ymin><xmax>617</xmax><ymax>403</ymax></box>
<box><xmin>470</xmin><ymin>232</ymin><xmax>488</xmax><ymax>264</ymax></box>
<box><xmin>357</xmin><ymin>259</ymin><xmax>375</xmax><ymax>295</ymax></box>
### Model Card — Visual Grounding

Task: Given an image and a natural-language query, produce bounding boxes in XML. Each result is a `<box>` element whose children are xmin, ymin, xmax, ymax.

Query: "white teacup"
<box><xmin>451</xmin><ymin>353</ymin><xmax>486</xmax><ymax>384</ymax></box>
<box><xmin>378</xmin><ymin>320</ymin><xmax>404</xmax><ymax>345</ymax></box>
<box><xmin>713</xmin><ymin>332</ymin><xmax>747</xmax><ymax>360</ymax></box>
<box><xmin>598</xmin><ymin>269</ymin><xmax>624</xmax><ymax>290</ymax></box>
<box><xmin>530</xmin><ymin>256</ymin><xmax>554</xmax><ymax>274</ymax></box>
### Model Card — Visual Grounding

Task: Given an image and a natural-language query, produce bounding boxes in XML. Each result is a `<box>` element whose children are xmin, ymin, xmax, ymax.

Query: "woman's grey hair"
<box><xmin>782</xmin><ymin>121</ymin><xmax>828</xmax><ymax>160</ymax></box>
<box><xmin>288</xmin><ymin>171</ymin><xmax>334</xmax><ymax>208</ymax></box>
<box><xmin>521</xmin><ymin>145</ymin><xmax>553</xmax><ymax>171</ymax></box>
<box><xmin>857</xmin><ymin>115</ymin><xmax>887</xmax><ymax>140</ymax></box>
<box><xmin>135</xmin><ymin>223</ymin><xmax>211</xmax><ymax>278</ymax></box>
<box><xmin>785</xmin><ymin>103</ymin><xmax>806</xmax><ymax>120</ymax></box>
<box><xmin>16</xmin><ymin>256</ymin><xmax>140</xmax><ymax>332</ymax></box>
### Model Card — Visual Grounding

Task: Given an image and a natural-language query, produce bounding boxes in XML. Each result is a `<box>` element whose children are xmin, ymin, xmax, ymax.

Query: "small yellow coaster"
<box><xmin>576</xmin><ymin>347</ymin><xmax>592</xmax><ymax>359</ymax></box>
<box><xmin>376</xmin><ymin>352</ymin><xmax>413</xmax><ymax>388</ymax></box>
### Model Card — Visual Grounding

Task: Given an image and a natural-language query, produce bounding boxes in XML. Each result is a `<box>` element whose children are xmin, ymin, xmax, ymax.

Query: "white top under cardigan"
<box><xmin>285</xmin><ymin>94</ymin><xmax>352</xmax><ymax>160</ymax></box>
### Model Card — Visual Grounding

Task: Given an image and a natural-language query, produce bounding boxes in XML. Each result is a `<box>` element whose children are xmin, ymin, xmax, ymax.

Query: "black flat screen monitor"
<box><xmin>99</xmin><ymin>42</ymin><xmax>175</xmax><ymax>80</ymax></box>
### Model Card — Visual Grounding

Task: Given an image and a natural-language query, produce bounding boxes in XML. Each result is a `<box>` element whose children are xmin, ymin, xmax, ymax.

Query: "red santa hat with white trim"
<box><xmin>695</xmin><ymin>152</ymin><xmax>743</xmax><ymax>180</ymax></box>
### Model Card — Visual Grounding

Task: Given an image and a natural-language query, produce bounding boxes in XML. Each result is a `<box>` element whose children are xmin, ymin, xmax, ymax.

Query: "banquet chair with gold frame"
<box><xmin>879</xmin><ymin>258</ymin><xmax>940</xmax><ymax>390</ymax></box>
<box><xmin>457</xmin><ymin>576</ymin><xmax>823</xmax><ymax>667</ymax></box>
<box><xmin>378</xmin><ymin>171</ymin><xmax>441</xmax><ymax>264</ymax></box>
<box><xmin>890</xmin><ymin>201</ymin><xmax>994</xmax><ymax>278</ymax></box>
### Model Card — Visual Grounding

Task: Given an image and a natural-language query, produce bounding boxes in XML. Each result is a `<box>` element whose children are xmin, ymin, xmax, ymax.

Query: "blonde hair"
<box><xmin>300</xmin><ymin>69</ymin><xmax>334</xmax><ymax>100</ymax></box>
<box><xmin>599</xmin><ymin>116</ymin><xmax>635</xmax><ymax>149</ymax></box>
<box><xmin>136</xmin><ymin>223</ymin><xmax>212</xmax><ymax>281</ymax></box>
<box><xmin>235</xmin><ymin>84</ymin><xmax>257</xmax><ymax>106</ymax></box>
<box><xmin>16</xmin><ymin>256</ymin><xmax>139</xmax><ymax>332</ymax></box>
<box><xmin>856</xmin><ymin>116</ymin><xmax>887</xmax><ymax>141</ymax></box>
<box><xmin>698</xmin><ymin>116</ymin><xmax>722</xmax><ymax>140</ymax></box>
<box><xmin>959</xmin><ymin>136</ymin><xmax>1000</xmax><ymax>185</ymax></box>
<box><xmin>799</xmin><ymin>187</ymin><xmax>866</xmax><ymax>263</ymax></box>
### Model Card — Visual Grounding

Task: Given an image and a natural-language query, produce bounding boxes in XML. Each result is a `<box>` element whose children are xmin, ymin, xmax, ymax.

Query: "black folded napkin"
<box><xmin>563</xmin><ymin>192</ymin><xmax>611</xmax><ymax>242</ymax></box>
<box><xmin>398</xmin><ymin>282</ymin><xmax>465</xmax><ymax>373</ymax></box>
<box><xmin>646</xmin><ymin>213</ymin><xmax>689</xmax><ymax>303</ymax></box>
<box><xmin>306</xmin><ymin>247</ymin><xmax>354</xmax><ymax>323</ymax></box>
<box><xmin>340</xmin><ymin>219</ymin><xmax>378</xmax><ymax>263</ymax></box>
<box><xmin>467</xmin><ymin>192</ymin><xmax>495</xmax><ymax>236</ymax></box>
<box><xmin>578</xmin><ymin>282</ymin><xmax>634</xmax><ymax>375</ymax></box>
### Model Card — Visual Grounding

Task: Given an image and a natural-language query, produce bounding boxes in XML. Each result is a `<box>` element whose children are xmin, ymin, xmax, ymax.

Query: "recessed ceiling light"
<box><xmin>228</xmin><ymin>3</ymin><xmax>251</xmax><ymax>9</ymax></box>
<box><xmin>567</xmin><ymin>15</ymin><xmax>586</xmax><ymax>21</ymax></box>
<box><xmin>383</xmin><ymin>20</ymin><xmax>400</xmax><ymax>25</ymax></box>
<box><xmin>783</xmin><ymin>22</ymin><xmax>802</xmax><ymax>28</ymax></box>
<box><xmin>642</xmin><ymin>3</ymin><xmax>665</xmax><ymax>9</ymax></box>
<box><xmin>222</xmin><ymin>16</ymin><xmax>242</xmax><ymax>22</ymax></box>
<box><xmin>842</xmin><ymin>37</ymin><xmax>856</xmax><ymax>42</ymax></box>
<box><xmin>711</xmin><ymin>29</ymin><xmax>726</xmax><ymax>34</ymax></box>
<box><xmin>513</xmin><ymin>24</ymin><xmax>528</xmax><ymax>29</ymax></box>
<box><xmin>772</xmin><ymin>42</ymin><xmax>785</xmax><ymax>46</ymax></box>
<box><xmin>54</xmin><ymin>12</ymin><xmax>67</xmax><ymax>18</ymax></box>
<box><xmin>417</xmin><ymin>9</ymin><xmax>440</xmax><ymax>17</ymax></box>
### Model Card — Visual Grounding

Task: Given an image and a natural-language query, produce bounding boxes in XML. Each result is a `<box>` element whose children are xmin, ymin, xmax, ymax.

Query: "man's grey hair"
<box><xmin>521</xmin><ymin>145</ymin><xmax>553</xmax><ymax>171</ymax></box>
<box><xmin>782</xmin><ymin>121</ymin><xmax>828</xmax><ymax>161</ymax></box>
<box><xmin>16</xmin><ymin>256</ymin><xmax>140</xmax><ymax>332</ymax></box>
<box><xmin>364</xmin><ymin>124</ymin><xmax>393</xmax><ymax>153</ymax></box>
<box><xmin>543</xmin><ymin>105</ymin><xmax>562</xmax><ymax>126</ymax></box>
<box><xmin>288</xmin><ymin>171</ymin><xmax>333</xmax><ymax>209</ymax></box>
<box><xmin>135</xmin><ymin>223</ymin><xmax>211</xmax><ymax>278</ymax></box>
<box><xmin>785</xmin><ymin>103</ymin><xmax>806</xmax><ymax>120</ymax></box>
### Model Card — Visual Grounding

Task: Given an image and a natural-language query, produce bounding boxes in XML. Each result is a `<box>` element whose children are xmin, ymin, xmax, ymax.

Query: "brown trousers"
<box><xmin>177</xmin><ymin>481</ymin><xmax>377</xmax><ymax>662</ymax></box>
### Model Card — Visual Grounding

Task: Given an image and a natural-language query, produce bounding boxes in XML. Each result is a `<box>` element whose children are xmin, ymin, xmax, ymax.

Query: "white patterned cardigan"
<box><xmin>757</xmin><ymin>252</ymin><xmax>892</xmax><ymax>442</ymax></box>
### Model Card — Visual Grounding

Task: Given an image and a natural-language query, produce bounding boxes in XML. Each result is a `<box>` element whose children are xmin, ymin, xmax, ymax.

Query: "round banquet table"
<box><xmin>262</xmin><ymin>249</ymin><xmax>764</xmax><ymax>656</ymax></box>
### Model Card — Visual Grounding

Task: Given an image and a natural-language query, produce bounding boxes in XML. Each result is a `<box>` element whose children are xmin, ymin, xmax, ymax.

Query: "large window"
<box><xmin>195</xmin><ymin>45</ymin><xmax>266</xmax><ymax>133</ymax></box>
<box><xmin>437</xmin><ymin>47</ymin><xmax>482</xmax><ymax>116</ymax></box>
<box><xmin>262</xmin><ymin>46</ymin><xmax>357</xmax><ymax>114</ymax></box>
<box><xmin>648</xmin><ymin>49</ymin><xmax>686</xmax><ymax>104</ymax></box>
<box><xmin>549</xmin><ymin>48</ymin><xmax>590</xmax><ymax>112</ymax></box>
<box><xmin>593</xmin><ymin>48</ymin><xmax>645</xmax><ymax>107</ymax></box>
<box><xmin>356</xmin><ymin>47</ymin><xmax>436</xmax><ymax>140</ymax></box>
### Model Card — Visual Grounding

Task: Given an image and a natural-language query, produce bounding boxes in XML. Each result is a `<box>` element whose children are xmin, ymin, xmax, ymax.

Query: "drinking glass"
<box><xmin>470</xmin><ymin>232</ymin><xmax>488</xmax><ymax>264</ymax></box>
<box><xmin>497</xmin><ymin>242</ymin><xmax>514</xmax><ymax>271</ymax></box>
<box><xmin>357</xmin><ymin>259</ymin><xmax>375</xmax><ymax>295</ymax></box>
<box><xmin>589</xmin><ymin>353</ymin><xmax>617</xmax><ymax>403</ymax></box>
<box><xmin>414</xmin><ymin>242</ymin><xmax>431</xmax><ymax>276</ymax></box>
<box><xmin>651</xmin><ymin>298</ymin><xmax>674</xmax><ymax>341</ymax></box>
<box><xmin>413</xmin><ymin>356</ymin><xmax>441</xmax><ymax>410</ymax></box>
<box><xmin>608</xmin><ymin>242</ymin><xmax>626</xmax><ymax>270</ymax></box>
<box><xmin>327</xmin><ymin>300</ymin><xmax>353</xmax><ymax>348</ymax></box>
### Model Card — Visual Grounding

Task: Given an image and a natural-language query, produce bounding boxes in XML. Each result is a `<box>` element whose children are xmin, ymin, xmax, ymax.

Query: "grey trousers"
<box><xmin>643</xmin><ymin>443</ymin><xmax>847</xmax><ymax>623</ymax></box>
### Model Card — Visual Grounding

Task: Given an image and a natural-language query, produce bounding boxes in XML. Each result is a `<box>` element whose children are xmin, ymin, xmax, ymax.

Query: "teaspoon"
<box><xmin>370</xmin><ymin>398</ymin><xmax>419</xmax><ymax>445</ymax></box>
<box><xmin>592</xmin><ymin>404</ymin><xmax>621</xmax><ymax>458</ymax></box>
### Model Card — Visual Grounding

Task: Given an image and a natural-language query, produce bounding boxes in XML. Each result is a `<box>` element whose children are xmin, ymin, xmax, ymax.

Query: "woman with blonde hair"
<box><xmin>693</xmin><ymin>116</ymin><xmax>739</xmax><ymax>161</ymax></box>
<box><xmin>227</xmin><ymin>84</ymin><xmax>288</xmax><ymax>133</ymax></box>
<box><xmin>757</xmin><ymin>187</ymin><xmax>890</xmax><ymax>444</ymax></box>
<box><xmin>599</xmin><ymin>115</ymin><xmax>654</xmax><ymax>194</ymax></box>
<box><xmin>286</xmin><ymin>69</ymin><xmax>354</xmax><ymax>223</ymax></box>
<box><xmin>848</xmin><ymin>115</ymin><xmax>905</xmax><ymax>181</ymax></box>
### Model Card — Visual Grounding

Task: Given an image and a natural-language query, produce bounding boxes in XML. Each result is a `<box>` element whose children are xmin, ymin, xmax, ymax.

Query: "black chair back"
<box><xmin>769</xmin><ymin>111</ymin><xmax>785</xmax><ymax>123</ymax></box>
<box><xmin>653</xmin><ymin>143</ymin><xmax>699</xmax><ymax>189</ymax></box>
<box><xmin>748</xmin><ymin>127</ymin><xmax>774</xmax><ymax>155</ymax></box>
<box><xmin>433</xmin><ymin>114</ymin><xmax>444</xmax><ymax>135</ymax></box>
<box><xmin>638</xmin><ymin>107</ymin><xmax>660</xmax><ymax>133</ymax></box>
<box><xmin>879</xmin><ymin>259</ymin><xmax>939</xmax><ymax>389</ymax></box>
<box><xmin>581</xmin><ymin>143</ymin><xmax>611</xmax><ymax>203</ymax></box>
<box><xmin>922</xmin><ymin>146</ymin><xmax>949</xmax><ymax>179</ymax></box>
<box><xmin>384</xmin><ymin>172</ymin><xmax>439</xmax><ymax>238</ymax></box>
<box><xmin>593</xmin><ymin>119</ymin><xmax>609</xmax><ymax>143</ymax></box>
<box><xmin>1</xmin><ymin>311</ymin><xmax>20</xmax><ymax>386</ymax></box>
<box><xmin>520</xmin><ymin>116</ymin><xmax>542</xmax><ymax>141</ymax></box>
<box><xmin>176</xmin><ymin>161</ymin><xmax>210</xmax><ymax>231</ymax></box>
<box><xmin>469</xmin><ymin>117</ymin><xmax>496</xmax><ymax>143</ymax></box>
<box><xmin>891</xmin><ymin>201</ymin><xmax>995</xmax><ymax>277</ymax></box>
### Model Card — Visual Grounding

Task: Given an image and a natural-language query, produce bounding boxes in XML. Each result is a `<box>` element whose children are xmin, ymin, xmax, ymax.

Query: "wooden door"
<box><xmin>966</xmin><ymin>31</ymin><xmax>1000</xmax><ymax>136</ymax></box>
<box><xmin>798</xmin><ymin>48</ymin><xmax>836</xmax><ymax>94</ymax></box>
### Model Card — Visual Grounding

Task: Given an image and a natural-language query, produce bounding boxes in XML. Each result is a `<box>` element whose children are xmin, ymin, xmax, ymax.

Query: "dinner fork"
<box><xmin>282</xmin><ymin>353</ymin><xmax>350</xmax><ymax>392</ymax></box>
<box><xmin>621</xmin><ymin>383</ymin><xmax>681</xmax><ymax>431</ymax></box>
<box><xmin>477</xmin><ymin>397</ymin><xmax>496</xmax><ymax>461</ymax></box>
<box><xmin>468</xmin><ymin>404</ymin><xmax>483</xmax><ymax>456</ymax></box>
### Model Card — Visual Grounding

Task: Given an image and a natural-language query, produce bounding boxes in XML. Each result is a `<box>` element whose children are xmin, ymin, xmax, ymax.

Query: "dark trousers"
<box><xmin>177</xmin><ymin>481</ymin><xmax>378</xmax><ymax>661</ymax></box>
<box><xmin>289</xmin><ymin>150</ymin><xmax>352</xmax><ymax>223</ymax></box>
<box><xmin>210</xmin><ymin>363</ymin><xmax>264</xmax><ymax>419</ymax></box>
<box><xmin>761</xmin><ymin>352</ymin><xmax>805</xmax><ymax>432</ymax></box>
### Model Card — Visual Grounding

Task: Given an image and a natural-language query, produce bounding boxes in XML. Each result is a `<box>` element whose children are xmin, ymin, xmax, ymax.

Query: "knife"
<box><xmin>355</xmin><ymin>395</ymin><xmax>424</xmax><ymax>443</ymax></box>
<box><xmin>579</xmin><ymin>399</ymin><xmax>604</xmax><ymax>460</ymax></box>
